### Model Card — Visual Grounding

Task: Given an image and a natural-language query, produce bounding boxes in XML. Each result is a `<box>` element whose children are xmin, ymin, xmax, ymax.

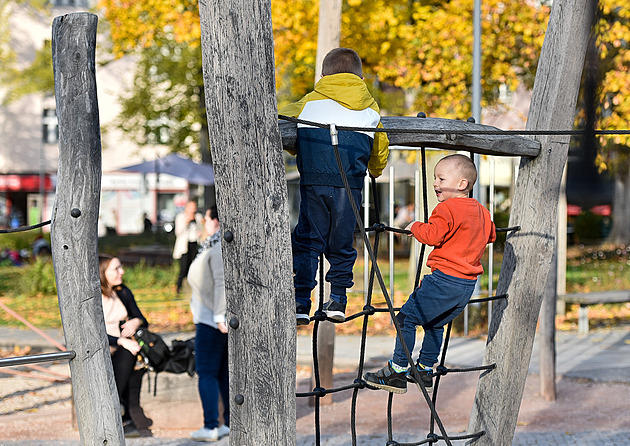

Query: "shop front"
<box><xmin>0</xmin><ymin>174</ymin><xmax>56</xmax><ymax>229</ymax></box>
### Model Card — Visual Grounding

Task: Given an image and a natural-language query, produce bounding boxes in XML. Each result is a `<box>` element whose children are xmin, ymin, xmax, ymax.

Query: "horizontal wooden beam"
<box><xmin>558</xmin><ymin>290</ymin><xmax>630</xmax><ymax>305</ymax></box>
<box><xmin>279</xmin><ymin>116</ymin><xmax>541</xmax><ymax>157</ymax></box>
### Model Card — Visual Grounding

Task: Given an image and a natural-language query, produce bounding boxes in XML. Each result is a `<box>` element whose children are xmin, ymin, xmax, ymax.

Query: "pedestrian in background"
<box><xmin>173</xmin><ymin>199</ymin><xmax>202</xmax><ymax>294</ymax></box>
<box><xmin>187</xmin><ymin>207</ymin><xmax>229</xmax><ymax>442</ymax></box>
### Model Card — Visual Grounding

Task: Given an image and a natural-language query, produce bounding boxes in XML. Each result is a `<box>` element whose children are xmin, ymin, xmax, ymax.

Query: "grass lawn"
<box><xmin>1</xmin><ymin>243</ymin><xmax>629</xmax><ymax>334</ymax></box>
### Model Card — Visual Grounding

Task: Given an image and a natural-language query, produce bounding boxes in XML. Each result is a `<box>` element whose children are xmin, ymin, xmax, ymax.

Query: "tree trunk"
<box><xmin>197</xmin><ymin>1</ymin><xmax>296</xmax><ymax>445</ymax></box>
<box><xmin>609</xmin><ymin>167</ymin><xmax>630</xmax><ymax>244</ymax></box>
<box><xmin>51</xmin><ymin>12</ymin><xmax>123</xmax><ymax>446</ymax></box>
<box><xmin>467</xmin><ymin>1</ymin><xmax>595</xmax><ymax>444</ymax></box>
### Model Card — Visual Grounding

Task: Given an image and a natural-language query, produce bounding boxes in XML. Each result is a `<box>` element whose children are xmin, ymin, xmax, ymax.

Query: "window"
<box><xmin>51</xmin><ymin>0</ymin><xmax>88</xmax><ymax>7</ymax></box>
<box><xmin>42</xmin><ymin>108</ymin><xmax>58</xmax><ymax>144</ymax></box>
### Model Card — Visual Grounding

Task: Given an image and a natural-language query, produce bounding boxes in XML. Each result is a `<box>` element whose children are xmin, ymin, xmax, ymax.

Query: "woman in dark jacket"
<box><xmin>99</xmin><ymin>255</ymin><xmax>148</xmax><ymax>437</ymax></box>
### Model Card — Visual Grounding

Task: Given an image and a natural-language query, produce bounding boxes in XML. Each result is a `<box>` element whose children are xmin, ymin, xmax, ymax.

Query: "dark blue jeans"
<box><xmin>292</xmin><ymin>185</ymin><xmax>362</xmax><ymax>308</ymax></box>
<box><xmin>195</xmin><ymin>323</ymin><xmax>229</xmax><ymax>429</ymax></box>
<box><xmin>393</xmin><ymin>270</ymin><xmax>476</xmax><ymax>368</ymax></box>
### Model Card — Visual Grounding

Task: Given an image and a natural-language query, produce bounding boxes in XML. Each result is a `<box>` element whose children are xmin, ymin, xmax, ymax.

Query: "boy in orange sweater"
<box><xmin>364</xmin><ymin>154</ymin><xmax>496</xmax><ymax>394</ymax></box>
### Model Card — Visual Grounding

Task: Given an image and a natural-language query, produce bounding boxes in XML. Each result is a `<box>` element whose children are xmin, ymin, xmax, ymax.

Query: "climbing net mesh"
<box><xmin>6</xmin><ymin>117</ymin><xmax>628</xmax><ymax>445</ymax></box>
<box><xmin>283</xmin><ymin>116</ymin><xmax>522</xmax><ymax>446</ymax></box>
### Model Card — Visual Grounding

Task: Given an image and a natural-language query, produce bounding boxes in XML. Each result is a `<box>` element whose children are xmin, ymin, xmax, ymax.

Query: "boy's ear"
<box><xmin>458</xmin><ymin>178</ymin><xmax>469</xmax><ymax>192</ymax></box>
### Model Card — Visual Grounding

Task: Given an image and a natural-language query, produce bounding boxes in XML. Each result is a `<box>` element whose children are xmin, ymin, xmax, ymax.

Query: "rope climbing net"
<box><xmin>282</xmin><ymin>115</ymin><xmax>565</xmax><ymax>446</ymax></box>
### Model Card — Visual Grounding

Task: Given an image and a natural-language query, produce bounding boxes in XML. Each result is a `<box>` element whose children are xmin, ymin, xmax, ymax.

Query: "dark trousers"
<box><xmin>196</xmin><ymin>323</ymin><xmax>229</xmax><ymax>429</ymax></box>
<box><xmin>292</xmin><ymin>185</ymin><xmax>362</xmax><ymax>308</ymax></box>
<box><xmin>111</xmin><ymin>347</ymin><xmax>139</xmax><ymax>422</ymax></box>
<box><xmin>393</xmin><ymin>270</ymin><xmax>476</xmax><ymax>368</ymax></box>
<box><xmin>176</xmin><ymin>241</ymin><xmax>198</xmax><ymax>291</ymax></box>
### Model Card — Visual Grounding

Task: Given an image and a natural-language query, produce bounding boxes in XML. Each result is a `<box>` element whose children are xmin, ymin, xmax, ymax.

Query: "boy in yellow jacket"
<box><xmin>281</xmin><ymin>48</ymin><xmax>389</xmax><ymax>325</ymax></box>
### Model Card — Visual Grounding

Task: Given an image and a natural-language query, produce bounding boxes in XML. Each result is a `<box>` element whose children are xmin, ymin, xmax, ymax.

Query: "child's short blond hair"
<box><xmin>440</xmin><ymin>154</ymin><xmax>478</xmax><ymax>193</ymax></box>
<box><xmin>322</xmin><ymin>48</ymin><xmax>363</xmax><ymax>78</ymax></box>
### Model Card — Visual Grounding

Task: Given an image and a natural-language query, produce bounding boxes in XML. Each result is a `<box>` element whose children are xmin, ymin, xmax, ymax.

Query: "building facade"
<box><xmin>0</xmin><ymin>0</ymin><xmax>189</xmax><ymax>232</ymax></box>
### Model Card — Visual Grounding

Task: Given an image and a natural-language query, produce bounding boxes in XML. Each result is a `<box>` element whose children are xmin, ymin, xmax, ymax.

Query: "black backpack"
<box><xmin>135</xmin><ymin>329</ymin><xmax>196</xmax><ymax>396</ymax></box>
<box><xmin>164</xmin><ymin>338</ymin><xmax>196</xmax><ymax>376</ymax></box>
<box><xmin>135</xmin><ymin>328</ymin><xmax>170</xmax><ymax>373</ymax></box>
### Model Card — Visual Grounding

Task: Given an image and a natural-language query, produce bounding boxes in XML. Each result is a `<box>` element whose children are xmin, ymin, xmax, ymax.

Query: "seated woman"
<box><xmin>99</xmin><ymin>254</ymin><xmax>148</xmax><ymax>438</ymax></box>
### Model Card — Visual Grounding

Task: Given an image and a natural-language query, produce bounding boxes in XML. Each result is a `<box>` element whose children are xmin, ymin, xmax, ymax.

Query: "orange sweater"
<box><xmin>410</xmin><ymin>197</ymin><xmax>496</xmax><ymax>280</ymax></box>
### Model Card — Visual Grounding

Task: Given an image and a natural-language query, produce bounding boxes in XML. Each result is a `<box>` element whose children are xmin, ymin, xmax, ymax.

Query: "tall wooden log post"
<box><xmin>51</xmin><ymin>13</ymin><xmax>123</xmax><ymax>446</ymax></box>
<box><xmin>467</xmin><ymin>1</ymin><xmax>596</xmax><ymax>444</ymax></box>
<box><xmin>311</xmin><ymin>0</ymin><xmax>343</xmax><ymax>408</ymax></box>
<box><xmin>197</xmin><ymin>1</ymin><xmax>296</xmax><ymax>444</ymax></box>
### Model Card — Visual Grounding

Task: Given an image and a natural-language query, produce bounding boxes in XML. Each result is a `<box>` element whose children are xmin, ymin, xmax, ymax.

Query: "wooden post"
<box><xmin>310</xmin><ymin>264</ymin><xmax>335</xmax><ymax>407</ymax></box>
<box><xmin>51</xmin><ymin>13</ymin><xmax>123</xmax><ymax>446</ymax></box>
<box><xmin>310</xmin><ymin>0</ymin><xmax>343</xmax><ymax>408</ymax></box>
<box><xmin>315</xmin><ymin>0</ymin><xmax>342</xmax><ymax>80</ymax></box>
<box><xmin>467</xmin><ymin>1</ymin><xmax>596</xmax><ymax>444</ymax></box>
<box><xmin>197</xmin><ymin>1</ymin><xmax>296</xmax><ymax>444</ymax></box>
<box><xmin>539</xmin><ymin>252</ymin><xmax>557</xmax><ymax>401</ymax></box>
<box><xmin>539</xmin><ymin>164</ymin><xmax>567</xmax><ymax>401</ymax></box>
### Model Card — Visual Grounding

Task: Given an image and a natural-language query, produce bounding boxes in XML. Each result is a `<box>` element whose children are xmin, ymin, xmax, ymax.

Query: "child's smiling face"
<box><xmin>433</xmin><ymin>159</ymin><xmax>468</xmax><ymax>202</ymax></box>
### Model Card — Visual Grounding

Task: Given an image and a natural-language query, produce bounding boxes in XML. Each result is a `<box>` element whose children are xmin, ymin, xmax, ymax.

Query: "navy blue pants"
<box><xmin>195</xmin><ymin>323</ymin><xmax>229</xmax><ymax>429</ymax></box>
<box><xmin>292</xmin><ymin>185</ymin><xmax>362</xmax><ymax>308</ymax></box>
<box><xmin>393</xmin><ymin>270</ymin><xmax>476</xmax><ymax>368</ymax></box>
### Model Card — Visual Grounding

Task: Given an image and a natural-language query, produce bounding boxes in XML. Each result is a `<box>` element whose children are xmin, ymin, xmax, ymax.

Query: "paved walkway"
<box><xmin>1</xmin><ymin>325</ymin><xmax>630</xmax><ymax>445</ymax></box>
<box><xmin>2</xmin><ymin>430</ymin><xmax>630</xmax><ymax>446</ymax></box>
<box><xmin>3</xmin><ymin>326</ymin><xmax>630</xmax><ymax>383</ymax></box>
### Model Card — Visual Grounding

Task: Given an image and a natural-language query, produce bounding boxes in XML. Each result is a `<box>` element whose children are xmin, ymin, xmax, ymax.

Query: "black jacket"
<box><xmin>107</xmin><ymin>284</ymin><xmax>148</xmax><ymax>347</ymax></box>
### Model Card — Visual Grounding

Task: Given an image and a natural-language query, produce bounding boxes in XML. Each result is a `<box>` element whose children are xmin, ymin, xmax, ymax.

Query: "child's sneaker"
<box><xmin>323</xmin><ymin>300</ymin><xmax>346</xmax><ymax>322</ymax></box>
<box><xmin>406</xmin><ymin>363</ymin><xmax>433</xmax><ymax>393</ymax></box>
<box><xmin>296</xmin><ymin>304</ymin><xmax>310</xmax><ymax>326</ymax></box>
<box><xmin>363</xmin><ymin>360</ymin><xmax>408</xmax><ymax>394</ymax></box>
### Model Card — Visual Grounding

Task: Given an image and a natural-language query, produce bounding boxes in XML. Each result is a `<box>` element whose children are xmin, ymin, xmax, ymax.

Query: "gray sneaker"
<box><xmin>323</xmin><ymin>299</ymin><xmax>346</xmax><ymax>322</ymax></box>
<box><xmin>296</xmin><ymin>304</ymin><xmax>310</xmax><ymax>326</ymax></box>
<box><xmin>364</xmin><ymin>361</ymin><xmax>408</xmax><ymax>394</ymax></box>
<box><xmin>406</xmin><ymin>363</ymin><xmax>433</xmax><ymax>393</ymax></box>
<box><xmin>217</xmin><ymin>424</ymin><xmax>230</xmax><ymax>439</ymax></box>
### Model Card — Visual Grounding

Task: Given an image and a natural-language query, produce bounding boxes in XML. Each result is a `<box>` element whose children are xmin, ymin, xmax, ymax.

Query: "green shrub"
<box><xmin>123</xmin><ymin>260</ymin><xmax>177</xmax><ymax>289</ymax></box>
<box><xmin>0</xmin><ymin>231</ymin><xmax>49</xmax><ymax>252</ymax></box>
<box><xmin>574</xmin><ymin>211</ymin><xmax>605</xmax><ymax>244</ymax></box>
<box><xmin>97</xmin><ymin>233</ymin><xmax>175</xmax><ymax>256</ymax></box>
<box><xmin>21</xmin><ymin>257</ymin><xmax>57</xmax><ymax>295</ymax></box>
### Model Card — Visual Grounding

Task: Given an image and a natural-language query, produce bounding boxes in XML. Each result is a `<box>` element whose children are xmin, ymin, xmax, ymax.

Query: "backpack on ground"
<box><xmin>134</xmin><ymin>329</ymin><xmax>196</xmax><ymax>396</ymax></box>
<box><xmin>163</xmin><ymin>338</ymin><xmax>196</xmax><ymax>376</ymax></box>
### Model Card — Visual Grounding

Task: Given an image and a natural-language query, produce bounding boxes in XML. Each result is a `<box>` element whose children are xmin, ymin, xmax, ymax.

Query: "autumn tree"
<box><xmin>113</xmin><ymin>36</ymin><xmax>206</xmax><ymax>157</ymax></box>
<box><xmin>98</xmin><ymin>0</ymin><xmax>551</xmax><ymax>153</ymax></box>
<box><xmin>0</xmin><ymin>0</ymin><xmax>51</xmax><ymax>104</ymax></box>
<box><xmin>98</xmin><ymin>0</ymin><xmax>320</xmax><ymax>152</ymax></box>
<box><xmin>0</xmin><ymin>0</ymin><xmax>14</xmax><ymax>93</ymax></box>
<box><xmin>591</xmin><ymin>1</ymin><xmax>630</xmax><ymax>243</ymax></box>
<box><xmin>341</xmin><ymin>0</ymin><xmax>549</xmax><ymax>118</ymax></box>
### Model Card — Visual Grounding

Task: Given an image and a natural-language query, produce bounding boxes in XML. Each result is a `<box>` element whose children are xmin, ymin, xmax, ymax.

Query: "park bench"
<box><xmin>558</xmin><ymin>291</ymin><xmax>630</xmax><ymax>334</ymax></box>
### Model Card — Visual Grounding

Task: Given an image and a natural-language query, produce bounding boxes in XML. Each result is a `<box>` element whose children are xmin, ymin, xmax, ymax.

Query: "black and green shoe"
<box><xmin>364</xmin><ymin>361</ymin><xmax>408</xmax><ymax>394</ymax></box>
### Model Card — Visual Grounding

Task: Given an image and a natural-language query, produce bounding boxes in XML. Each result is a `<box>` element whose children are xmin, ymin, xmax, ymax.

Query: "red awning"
<box><xmin>567</xmin><ymin>204</ymin><xmax>582</xmax><ymax>216</ymax></box>
<box><xmin>590</xmin><ymin>204</ymin><xmax>612</xmax><ymax>216</ymax></box>
<box><xmin>0</xmin><ymin>175</ymin><xmax>54</xmax><ymax>192</ymax></box>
